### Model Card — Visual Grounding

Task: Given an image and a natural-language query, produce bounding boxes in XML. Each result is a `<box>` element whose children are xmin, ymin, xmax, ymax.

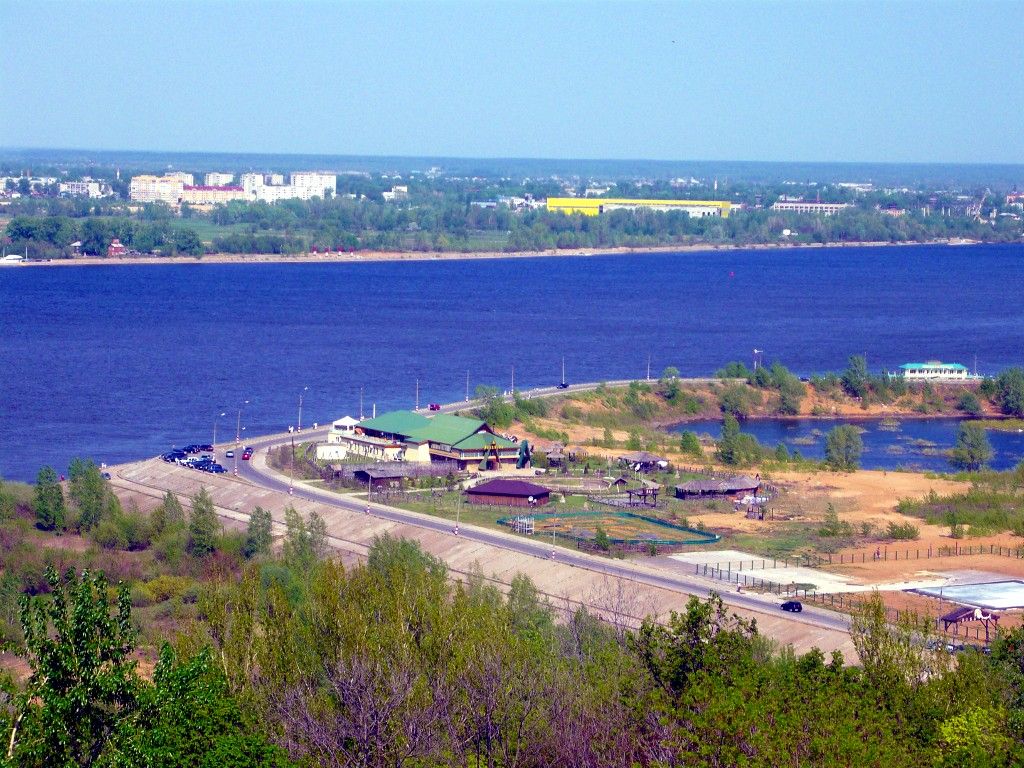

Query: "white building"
<box><xmin>291</xmin><ymin>172</ymin><xmax>336</xmax><ymax>199</ymax></box>
<box><xmin>382</xmin><ymin>185</ymin><xmax>409</xmax><ymax>202</ymax></box>
<box><xmin>771</xmin><ymin>201</ymin><xmax>852</xmax><ymax>215</ymax></box>
<box><xmin>164</xmin><ymin>172</ymin><xmax>194</xmax><ymax>186</ymax></box>
<box><xmin>204</xmin><ymin>172</ymin><xmax>235</xmax><ymax>187</ymax></box>
<box><xmin>59</xmin><ymin>179</ymin><xmax>110</xmax><ymax>198</ymax></box>
<box><xmin>129</xmin><ymin>175</ymin><xmax>184</xmax><ymax>204</ymax></box>
<box><xmin>897</xmin><ymin>361</ymin><xmax>971</xmax><ymax>381</ymax></box>
<box><xmin>241</xmin><ymin>171</ymin><xmax>336</xmax><ymax>203</ymax></box>
<box><xmin>180</xmin><ymin>185</ymin><xmax>248</xmax><ymax>205</ymax></box>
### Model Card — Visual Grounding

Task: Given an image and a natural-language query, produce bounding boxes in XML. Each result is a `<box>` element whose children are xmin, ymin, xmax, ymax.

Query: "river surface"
<box><xmin>1</xmin><ymin>243</ymin><xmax>1022</xmax><ymax>481</ymax></box>
<box><xmin>670</xmin><ymin>417</ymin><xmax>1024</xmax><ymax>472</ymax></box>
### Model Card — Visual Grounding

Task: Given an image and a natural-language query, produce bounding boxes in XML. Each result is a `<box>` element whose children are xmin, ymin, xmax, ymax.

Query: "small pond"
<box><xmin>670</xmin><ymin>417</ymin><xmax>1024</xmax><ymax>472</ymax></box>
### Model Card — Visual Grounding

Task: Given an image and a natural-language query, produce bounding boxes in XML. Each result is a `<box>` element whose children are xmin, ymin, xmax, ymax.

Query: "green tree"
<box><xmin>716</xmin><ymin>413</ymin><xmax>742</xmax><ymax>465</ymax></box>
<box><xmin>281</xmin><ymin>506</ymin><xmax>327</xmax><ymax>569</ymax></box>
<box><xmin>774</xmin><ymin>443</ymin><xmax>790</xmax><ymax>462</ymax></box>
<box><xmin>243</xmin><ymin>506</ymin><xmax>273</xmax><ymax>559</ymax></box>
<box><xmin>33</xmin><ymin>466</ymin><xmax>66</xmax><ymax>531</ymax></box>
<box><xmin>995</xmin><ymin>368</ymin><xmax>1024</xmax><ymax>417</ymax></box>
<box><xmin>6</xmin><ymin>568</ymin><xmax>139</xmax><ymax>766</ymax></box>
<box><xmin>825</xmin><ymin>425</ymin><xmax>863</xmax><ymax>470</ymax></box>
<box><xmin>594</xmin><ymin>524</ymin><xmax>611</xmax><ymax>552</ymax></box>
<box><xmin>950</xmin><ymin>421</ymin><xmax>993</xmax><ymax>471</ymax></box>
<box><xmin>151</xmin><ymin>490</ymin><xmax>185</xmax><ymax>535</ymax></box>
<box><xmin>841</xmin><ymin>354</ymin><xmax>870</xmax><ymax>399</ymax></box>
<box><xmin>187</xmin><ymin>487</ymin><xmax>220</xmax><ymax>557</ymax></box>
<box><xmin>678</xmin><ymin>431</ymin><xmax>702</xmax><ymax>456</ymax></box>
<box><xmin>68</xmin><ymin>457</ymin><xmax>106</xmax><ymax>530</ymax></box>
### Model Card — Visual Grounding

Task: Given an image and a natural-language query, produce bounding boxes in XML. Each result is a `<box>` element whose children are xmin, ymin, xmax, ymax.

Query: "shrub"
<box><xmin>678</xmin><ymin>431</ymin><xmax>702</xmax><ymax>456</ymax></box>
<box><xmin>886</xmin><ymin>521</ymin><xmax>920</xmax><ymax>540</ymax></box>
<box><xmin>957</xmin><ymin>391</ymin><xmax>983</xmax><ymax>416</ymax></box>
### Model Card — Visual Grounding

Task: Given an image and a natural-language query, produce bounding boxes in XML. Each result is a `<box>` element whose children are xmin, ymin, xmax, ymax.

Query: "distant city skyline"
<box><xmin>2</xmin><ymin>0</ymin><xmax>1023</xmax><ymax>164</ymax></box>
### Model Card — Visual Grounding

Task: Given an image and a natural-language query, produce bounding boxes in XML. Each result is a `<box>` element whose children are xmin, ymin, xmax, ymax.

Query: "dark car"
<box><xmin>556</xmin><ymin>382</ymin><xmax>570</xmax><ymax>389</ymax></box>
<box><xmin>199</xmin><ymin>444</ymin><xmax>214</xmax><ymax>452</ymax></box>
<box><xmin>781</xmin><ymin>600</ymin><xmax>803</xmax><ymax>613</ymax></box>
<box><xmin>208</xmin><ymin>463</ymin><xmax>226</xmax><ymax>474</ymax></box>
<box><xmin>183</xmin><ymin>444</ymin><xmax>202</xmax><ymax>454</ymax></box>
<box><xmin>428</xmin><ymin>403</ymin><xmax>441</xmax><ymax>411</ymax></box>
<box><xmin>101</xmin><ymin>472</ymin><xmax>112</xmax><ymax>480</ymax></box>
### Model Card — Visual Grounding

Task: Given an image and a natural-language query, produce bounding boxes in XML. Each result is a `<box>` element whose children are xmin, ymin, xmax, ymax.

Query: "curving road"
<box><xmin>233</xmin><ymin>427</ymin><xmax>852</xmax><ymax>637</ymax></box>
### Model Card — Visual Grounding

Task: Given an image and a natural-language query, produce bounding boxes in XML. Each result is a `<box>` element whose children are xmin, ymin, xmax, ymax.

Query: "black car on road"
<box><xmin>781</xmin><ymin>600</ymin><xmax>803</xmax><ymax>613</ymax></box>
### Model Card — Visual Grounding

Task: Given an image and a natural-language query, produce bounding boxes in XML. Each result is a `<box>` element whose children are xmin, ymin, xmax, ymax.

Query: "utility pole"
<box><xmin>511</xmin><ymin>365</ymin><xmax>515</xmax><ymax>396</ymax></box>
<box><xmin>359</xmin><ymin>387</ymin><xmax>364</xmax><ymax>420</ymax></box>
<box><xmin>647</xmin><ymin>354</ymin><xmax>651</xmax><ymax>382</ymax></box>
<box><xmin>465</xmin><ymin>370</ymin><xmax>470</xmax><ymax>401</ymax></box>
<box><xmin>415</xmin><ymin>378</ymin><xmax>420</xmax><ymax>410</ymax></box>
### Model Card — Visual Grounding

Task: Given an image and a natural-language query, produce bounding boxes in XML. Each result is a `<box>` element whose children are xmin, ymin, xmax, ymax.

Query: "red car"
<box><xmin>241</xmin><ymin>450</ymin><xmax>252</xmax><ymax>461</ymax></box>
<box><xmin>428</xmin><ymin>403</ymin><xmax>441</xmax><ymax>411</ymax></box>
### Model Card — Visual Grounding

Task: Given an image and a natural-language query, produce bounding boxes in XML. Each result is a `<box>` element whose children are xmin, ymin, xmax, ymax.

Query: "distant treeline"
<box><xmin>4</xmin><ymin>195</ymin><xmax>1022</xmax><ymax>258</ymax></box>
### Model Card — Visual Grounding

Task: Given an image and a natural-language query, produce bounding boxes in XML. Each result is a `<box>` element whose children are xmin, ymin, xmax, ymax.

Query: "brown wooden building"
<box><xmin>465</xmin><ymin>479</ymin><xmax>551</xmax><ymax>507</ymax></box>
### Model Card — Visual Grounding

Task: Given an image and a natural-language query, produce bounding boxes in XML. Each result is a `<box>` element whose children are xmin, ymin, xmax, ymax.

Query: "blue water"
<box><xmin>671</xmin><ymin>417</ymin><xmax>1024</xmax><ymax>472</ymax></box>
<box><xmin>1</xmin><ymin>244</ymin><xmax>1022</xmax><ymax>481</ymax></box>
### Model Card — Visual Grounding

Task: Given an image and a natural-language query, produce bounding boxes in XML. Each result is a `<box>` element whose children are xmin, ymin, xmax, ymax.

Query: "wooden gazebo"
<box><xmin>941</xmin><ymin>605</ymin><xmax>1001</xmax><ymax>642</ymax></box>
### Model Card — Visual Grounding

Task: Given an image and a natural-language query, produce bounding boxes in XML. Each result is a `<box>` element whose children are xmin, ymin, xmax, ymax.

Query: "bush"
<box><xmin>886</xmin><ymin>521</ymin><xmax>920</xmax><ymax>540</ymax></box>
<box><xmin>957</xmin><ymin>391</ymin><xmax>983</xmax><ymax>416</ymax></box>
<box><xmin>678</xmin><ymin>431</ymin><xmax>702</xmax><ymax>456</ymax></box>
<box><xmin>145</xmin><ymin>574</ymin><xmax>193</xmax><ymax>602</ymax></box>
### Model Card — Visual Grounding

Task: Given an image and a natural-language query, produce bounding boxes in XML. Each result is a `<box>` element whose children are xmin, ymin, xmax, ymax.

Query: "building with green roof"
<box><xmin>323</xmin><ymin>409</ymin><xmax>519</xmax><ymax>469</ymax></box>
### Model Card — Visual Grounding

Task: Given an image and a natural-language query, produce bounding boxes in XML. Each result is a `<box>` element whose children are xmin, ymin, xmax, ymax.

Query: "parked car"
<box><xmin>101</xmin><ymin>472</ymin><xmax>111</xmax><ymax>480</ymax></box>
<box><xmin>781</xmin><ymin>600</ymin><xmax>803</xmax><ymax>613</ymax></box>
<box><xmin>199</xmin><ymin>444</ymin><xmax>213</xmax><ymax>452</ymax></box>
<box><xmin>208</xmin><ymin>464</ymin><xmax>226</xmax><ymax>474</ymax></box>
<box><xmin>556</xmin><ymin>382</ymin><xmax>570</xmax><ymax>389</ymax></box>
<box><xmin>428</xmin><ymin>403</ymin><xmax>441</xmax><ymax>411</ymax></box>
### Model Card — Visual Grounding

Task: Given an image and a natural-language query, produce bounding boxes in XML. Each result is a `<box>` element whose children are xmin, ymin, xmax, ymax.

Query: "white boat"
<box><xmin>0</xmin><ymin>254</ymin><xmax>25</xmax><ymax>266</ymax></box>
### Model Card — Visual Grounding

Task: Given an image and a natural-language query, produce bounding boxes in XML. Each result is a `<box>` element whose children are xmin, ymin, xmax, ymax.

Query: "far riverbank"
<box><xmin>15</xmin><ymin>237</ymin><xmax>986</xmax><ymax>267</ymax></box>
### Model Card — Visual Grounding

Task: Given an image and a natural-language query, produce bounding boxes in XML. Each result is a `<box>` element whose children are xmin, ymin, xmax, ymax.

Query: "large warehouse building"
<box><xmin>546</xmin><ymin>197</ymin><xmax>732</xmax><ymax>218</ymax></box>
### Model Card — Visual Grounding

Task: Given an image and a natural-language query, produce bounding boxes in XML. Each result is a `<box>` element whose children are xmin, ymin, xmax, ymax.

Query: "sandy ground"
<box><xmin>19</xmin><ymin>238</ymin><xmax>980</xmax><ymax>267</ymax></box>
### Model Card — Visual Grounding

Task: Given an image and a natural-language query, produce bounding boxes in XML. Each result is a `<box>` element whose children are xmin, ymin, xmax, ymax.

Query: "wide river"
<box><xmin>1</xmin><ymin>244</ymin><xmax>1022</xmax><ymax>481</ymax></box>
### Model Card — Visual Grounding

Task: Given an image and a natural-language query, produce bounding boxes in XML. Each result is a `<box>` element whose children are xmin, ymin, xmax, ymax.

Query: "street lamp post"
<box><xmin>212</xmin><ymin>410</ymin><xmax>226</xmax><ymax>460</ymax></box>
<box><xmin>234</xmin><ymin>399</ymin><xmax>249</xmax><ymax>476</ymax></box>
<box><xmin>297</xmin><ymin>387</ymin><xmax>309</xmax><ymax>432</ymax></box>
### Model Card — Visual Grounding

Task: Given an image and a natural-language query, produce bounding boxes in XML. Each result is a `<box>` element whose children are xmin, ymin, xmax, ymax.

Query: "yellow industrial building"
<box><xmin>546</xmin><ymin>197</ymin><xmax>732</xmax><ymax>218</ymax></box>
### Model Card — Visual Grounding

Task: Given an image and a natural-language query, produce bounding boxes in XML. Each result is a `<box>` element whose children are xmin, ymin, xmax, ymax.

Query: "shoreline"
<box><xmin>15</xmin><ymin>237</ymin><xmax>987</xmax><ymax>267</ymax></box>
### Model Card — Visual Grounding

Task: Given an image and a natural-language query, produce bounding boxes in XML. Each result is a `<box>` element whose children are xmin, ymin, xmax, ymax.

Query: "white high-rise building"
<box><xmin>204</xmin><ymin>172</ymin><xmax>235</xmax><ymax>186</ymax></box>
<box><xmin>240</xmin><ymin>171</ymin><xmax>336</xmax><ymax>202</ymax></box>
<box><xmin>291</xmin><ymin>172</ymin><xmax>336</xmax><ymax>200</ymax></box>
<box><xmin>129</xmin><ymin>175</ymin><xmax>184</xmax><ymax>204</ymax></box>
<box><xmin>163</xmin><ymin>172</ymin><xmax>194</xmax><ymax>186</ymax></box>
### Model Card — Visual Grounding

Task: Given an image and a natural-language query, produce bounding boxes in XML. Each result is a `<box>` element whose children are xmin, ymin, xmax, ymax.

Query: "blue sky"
<box><xmin>2</xmin><ymin>0</ymin><xmax>1022</xmax><ymax>163</ymax></box>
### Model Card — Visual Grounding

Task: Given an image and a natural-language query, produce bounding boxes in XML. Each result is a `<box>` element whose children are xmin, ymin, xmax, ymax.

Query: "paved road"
<box><xmin>234</xmin><ymin>428</ymin><xmax>851</xmax><ymax>636</ymax></box>
<box><xmin>417</xmin><ymin>377</ymin><xmax>730</xmax><ymax>417</ymax></box>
